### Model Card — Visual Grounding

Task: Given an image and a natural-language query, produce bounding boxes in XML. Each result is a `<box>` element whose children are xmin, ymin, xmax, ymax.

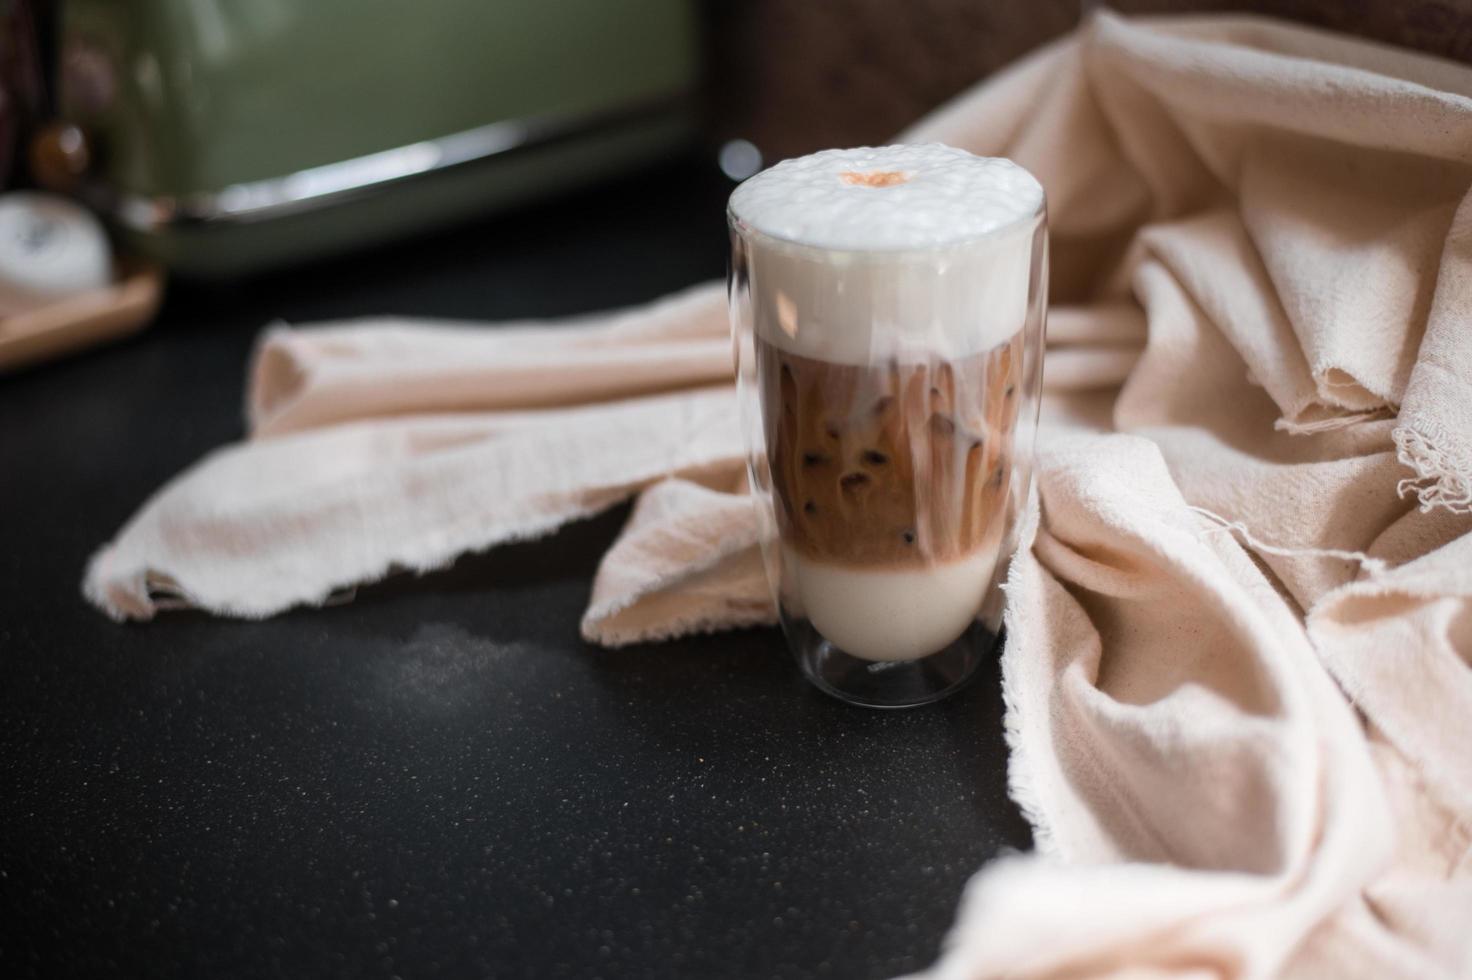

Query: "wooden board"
<box><xmin>0</xmin><ymin>261</ymin><xmax>163</xmax><ymax>372</ymax></box>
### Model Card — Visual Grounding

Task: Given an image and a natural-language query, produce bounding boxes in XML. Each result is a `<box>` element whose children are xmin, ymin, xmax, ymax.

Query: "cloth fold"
<box><xmin>87</xmin><ymin>12</ymin><xmax>1472</xmax><ymax>979</ymax></box>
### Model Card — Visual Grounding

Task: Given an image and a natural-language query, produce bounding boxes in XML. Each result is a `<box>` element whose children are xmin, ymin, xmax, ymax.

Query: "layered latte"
<box><xmin>729</xmin><ymin>144</ymin><xmax>1044</xmax><ymax>663</ymax></box>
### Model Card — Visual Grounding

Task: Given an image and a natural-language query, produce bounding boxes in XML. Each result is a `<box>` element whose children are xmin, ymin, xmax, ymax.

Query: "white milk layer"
<box><xmin>729</xmin><ymin>144</ymin><xmax>1044</xmax><ymax>365</ymax></box>
<box><xmin>784</xmin><ymin>548</ymin><xmax>998</xmax><ymax>663</ymax></box>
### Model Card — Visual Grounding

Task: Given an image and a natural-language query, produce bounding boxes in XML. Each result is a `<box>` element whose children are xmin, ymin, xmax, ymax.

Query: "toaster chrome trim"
<box><xmin>105</xmin><ymin>94</ymin><xmax>690</xmax><ymax>230</ymax></box>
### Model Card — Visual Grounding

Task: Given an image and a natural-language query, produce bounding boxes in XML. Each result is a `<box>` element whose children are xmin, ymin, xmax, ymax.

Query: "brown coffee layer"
<box><xmin>759</xmin><ymin>334</ymin><xmax>1022</xmax><ymax>567</ymax></box>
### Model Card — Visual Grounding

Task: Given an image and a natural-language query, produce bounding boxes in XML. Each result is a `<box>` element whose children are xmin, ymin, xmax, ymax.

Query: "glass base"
<box><xmin>787</xmin><ymin>618</ymin><xmax>1000</xmax><ymax>709</ymax></box>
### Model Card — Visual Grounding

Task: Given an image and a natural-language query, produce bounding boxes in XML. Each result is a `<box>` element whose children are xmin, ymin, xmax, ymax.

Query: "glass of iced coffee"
<box><xmin>728</xmin><ymin>144</ymin><xmax>1047</xmax><ymax>708</ymax></box>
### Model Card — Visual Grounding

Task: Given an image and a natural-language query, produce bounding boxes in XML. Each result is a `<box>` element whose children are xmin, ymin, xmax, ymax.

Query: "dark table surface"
<box><xmin>0</xmin><ymin>153</ymin><xmax>1030</xmax><ymax>979</ymax></box>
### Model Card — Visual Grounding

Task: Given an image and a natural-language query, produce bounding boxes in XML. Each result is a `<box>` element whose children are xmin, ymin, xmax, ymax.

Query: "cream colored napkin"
<box><xmin>87</xmin><ymin>12</ymin><xmax>1472</xmax><ymax>978</ymax></box>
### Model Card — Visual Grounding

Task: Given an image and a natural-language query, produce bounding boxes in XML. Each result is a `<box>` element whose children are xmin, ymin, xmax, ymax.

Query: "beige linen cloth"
<box><xmin>87</xmin><ymin>13</ymin><xmax>1472</xmax><ymax>979</ymax></box>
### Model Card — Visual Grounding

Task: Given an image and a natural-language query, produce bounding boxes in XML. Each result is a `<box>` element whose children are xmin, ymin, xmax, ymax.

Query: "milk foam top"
<box><xmin>729</xmin><ymin>144</ymin><xmax>1045</xmax><ymax>366</ymax></box>
<box><xmin>729</xmin><ymin>144</ymin><xmax>1042</xmax><ymax>251</ymax></box>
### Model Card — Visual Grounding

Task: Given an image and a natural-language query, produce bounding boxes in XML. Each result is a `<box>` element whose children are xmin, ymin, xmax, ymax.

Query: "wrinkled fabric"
<box><xmin>87</xmin><ymin>13</ymin><xmax>1472</xmax><ymax>978</ymax></box>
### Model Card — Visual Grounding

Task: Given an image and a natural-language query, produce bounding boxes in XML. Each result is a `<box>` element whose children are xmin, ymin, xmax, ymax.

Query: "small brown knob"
<box><xmin>29</xmin><ymin>121</ymin><xmax>91</xmax><ymax>192</ymax></box>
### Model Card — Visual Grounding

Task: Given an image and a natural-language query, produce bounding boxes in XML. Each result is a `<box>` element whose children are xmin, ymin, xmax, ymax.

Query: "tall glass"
<box><xmin>728</xmin><ymin>148</ymin><xmax>1047</xmax><ymax>709</ymax></box>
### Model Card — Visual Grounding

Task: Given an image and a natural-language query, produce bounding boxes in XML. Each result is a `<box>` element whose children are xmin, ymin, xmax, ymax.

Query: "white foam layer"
<box><xmin>786</xmin><ymin>549</ymin><xmax>998</xmax><ymax>663</ymax></box>
<box><xmin>729</xmin><ymin>145</ymin><xmax>1043</xmax><ymax>365</ymax></box>
<box><xmin>729</xmin><ymin>145</ymin><xmax>1042</xmax><ymax>251</ymax></box>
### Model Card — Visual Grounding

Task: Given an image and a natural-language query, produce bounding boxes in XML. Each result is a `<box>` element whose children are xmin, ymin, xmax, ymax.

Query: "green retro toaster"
<box><xmin>52</xmin><ymin>0</ymin><xmax>698</xmax><ymax>276</ymax></box>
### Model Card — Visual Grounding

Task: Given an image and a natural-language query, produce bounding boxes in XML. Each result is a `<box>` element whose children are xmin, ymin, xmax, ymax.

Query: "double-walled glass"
<box><xmin>728</xmin><ymin>201</ymin><xmax>1047</xmax><ymax>709</ymax></box>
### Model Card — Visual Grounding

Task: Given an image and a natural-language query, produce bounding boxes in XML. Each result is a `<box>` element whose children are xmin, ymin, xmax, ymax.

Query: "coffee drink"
<box><xmin>755</xmin><ymin>332</ymin><xmax>1022</xmax><ymax>661</ymax></box>
<box><xmin>729</xmin><ymin>144</ymin><xmax>1045</xmax><ymax>681</ymax></box>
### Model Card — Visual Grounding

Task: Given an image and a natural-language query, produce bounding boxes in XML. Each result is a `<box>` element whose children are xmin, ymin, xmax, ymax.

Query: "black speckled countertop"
<box><xmin>0</xmin><ymin>154</ymin><xmax>1031</xmax><ymax>979</ymax></box>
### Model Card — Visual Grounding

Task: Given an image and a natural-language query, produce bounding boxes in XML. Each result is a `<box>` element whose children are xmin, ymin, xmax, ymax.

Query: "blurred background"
<box><xmin>2</xmin><ymin>0</ymin><xmax>1471</xmax><ymax>369</ymax></box>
